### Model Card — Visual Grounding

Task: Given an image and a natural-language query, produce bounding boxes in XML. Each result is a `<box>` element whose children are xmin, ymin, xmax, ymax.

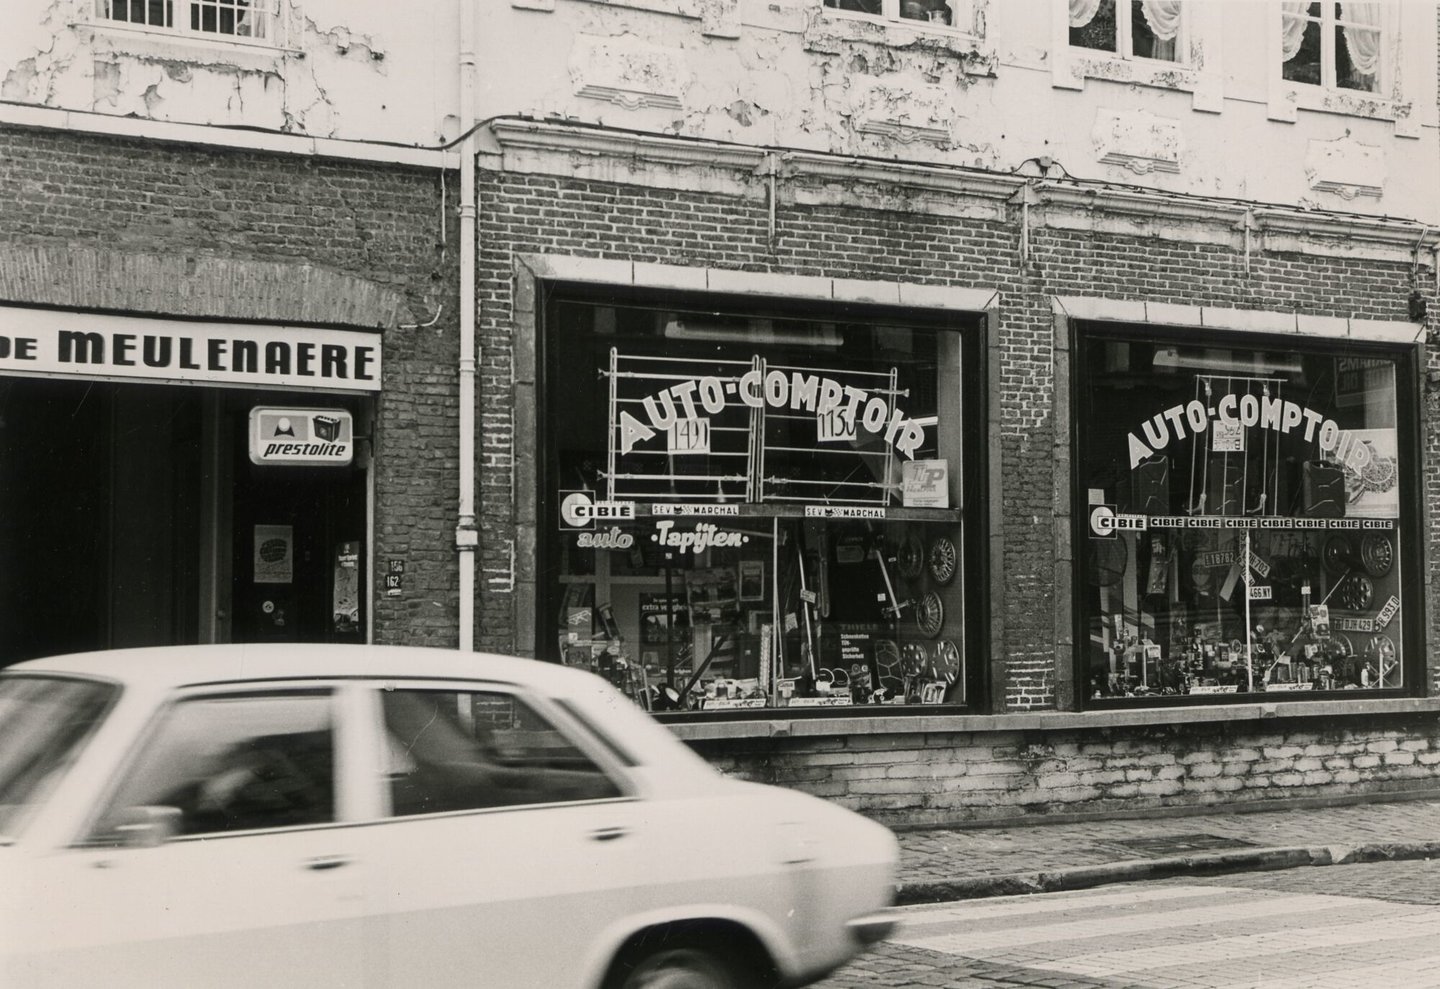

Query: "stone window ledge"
<box><xmin>666</xmin><ymin>696</ymin><xmax>1440</xmax><ymax>741</ymax></box>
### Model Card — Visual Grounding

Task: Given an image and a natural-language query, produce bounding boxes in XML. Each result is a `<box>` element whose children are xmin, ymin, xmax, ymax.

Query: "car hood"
<box><xmin>719</xmin><ymin>779</ymin><xmax>899</xmax><ymax>862</ymax></box>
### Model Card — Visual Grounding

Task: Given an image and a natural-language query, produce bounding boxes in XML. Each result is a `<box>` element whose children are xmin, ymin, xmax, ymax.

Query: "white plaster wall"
<box><xmin>480</xmin><ymin>0</ymin><xmax>1440</xmax><ymax>223</ymax></box>
<box><xmin>8</xmin><ymin>0</ymin><xmax>1432</xmax><ymax>217</ymax></box>
<box><xmin>2</xmin><ymin>0</ymin><xmax>458</xmax><ymax>146</ymax></box>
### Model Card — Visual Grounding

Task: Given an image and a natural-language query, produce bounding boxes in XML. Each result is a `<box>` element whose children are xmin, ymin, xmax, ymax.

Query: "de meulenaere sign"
<box><xmin>0</xmin><ymin>306</ymin><xmax>381</xmax><ymax>393</ymax></box>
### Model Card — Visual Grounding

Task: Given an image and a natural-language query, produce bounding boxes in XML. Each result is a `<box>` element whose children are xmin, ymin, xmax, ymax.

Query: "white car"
<box><xmin>0</xmin><ymin>644</ymin><xmax>897</xmax><ymax>988</ymax></box>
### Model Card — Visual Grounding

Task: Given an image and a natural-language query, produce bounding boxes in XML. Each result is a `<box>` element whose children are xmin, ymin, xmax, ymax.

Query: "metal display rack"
<box><xmin>604</xmin><ymin>349</ymin><xmax>906</xmax><ymax>507</ymax></box>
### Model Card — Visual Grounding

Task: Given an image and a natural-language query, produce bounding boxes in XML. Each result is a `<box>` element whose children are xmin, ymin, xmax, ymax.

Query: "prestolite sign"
<box><xmin>249</xmin><ymin>408</ymin><xmax>355</xmax><ymax>466</ymax></box>
<box><xmin>0</xmin><ymin>306</ymin><xmax>381</xmax><ymax>392</ymax></box>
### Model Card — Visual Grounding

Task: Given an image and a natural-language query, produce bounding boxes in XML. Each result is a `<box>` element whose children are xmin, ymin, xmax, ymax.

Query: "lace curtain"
<box><xmin>1139</xmin><ymin>1</ymin><xmax>1181</xmax><ymax>39</ymax></box>
<box><xmin>1070</xmin><ymin>0</ymin><xmax>1102</xmax><ymax>28</ymax></box>
<box><xmin>1340</xmin><ymin>2</ymin><xmax>1382</xmax><ymax>79</ymax></box>
<box><xmin>1281</xmin><ymin>1</ymin><xmax>1309</xmax><ymax>62</ymax></box>
<box><xmin>1072</xmin><ymin>0</ymin><xmax>1182</xmax><ymax>58</ymax></box>
<box><xmin>1140</xmin><ymin>1</ymin><xmax>1181</xmax><ymax>59</ymax></box>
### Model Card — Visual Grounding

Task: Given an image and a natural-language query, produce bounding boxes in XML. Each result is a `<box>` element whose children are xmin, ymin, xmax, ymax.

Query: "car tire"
<box><xmin>615</xmin><ymin>944</ymin><xmax>742</xmax><ymax>989</ymax></box>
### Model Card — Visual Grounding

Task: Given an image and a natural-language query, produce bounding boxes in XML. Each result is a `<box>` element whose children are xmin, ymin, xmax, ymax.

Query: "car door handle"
<box><xmin>304</xmin><ymin>855</ymin><xmax>352</xmax><ymax>871</ymax></box>
<box><xmin>589</xmin><ymin>826</ymin><xmax>628</xmax><ymax>842</ymax></box>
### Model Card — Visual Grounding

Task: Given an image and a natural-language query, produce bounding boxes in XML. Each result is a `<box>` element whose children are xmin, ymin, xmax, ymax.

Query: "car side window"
<box><xmin>380</xmin><ymin>688</ymin><xmax>622</xmax><ymax>817</ymax></box>
<box><xmin>90</xmin><ymin>691</ymin><xmax>336</xmax><ymax>842</ymax></box>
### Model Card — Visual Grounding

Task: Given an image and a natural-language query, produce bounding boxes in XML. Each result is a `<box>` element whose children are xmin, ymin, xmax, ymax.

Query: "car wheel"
<box><xmin>617</xmin><ymin>945</ymin><xmax>741</xmax><ymax>989</ymax></box>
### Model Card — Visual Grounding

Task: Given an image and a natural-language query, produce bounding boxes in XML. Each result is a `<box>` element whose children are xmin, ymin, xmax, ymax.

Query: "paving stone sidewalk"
<box><xmin>892</xmin><ymin>796</ymin><xmax>1440</xmax><ymax>904</ymax></box>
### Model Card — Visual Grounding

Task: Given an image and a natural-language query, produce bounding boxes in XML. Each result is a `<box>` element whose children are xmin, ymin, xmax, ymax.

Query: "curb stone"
<box><xmin>893</xmin><ymin>841</ymin><xmax>1440</xmax><ymax>906</ymax></box>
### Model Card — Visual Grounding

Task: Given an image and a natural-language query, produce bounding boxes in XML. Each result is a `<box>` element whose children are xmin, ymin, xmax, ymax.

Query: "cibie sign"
<box><xmin>249</xmin><ymin>408</ymin><xmax>355</xmax><ymax>466</ymax></box>
<box><xmin>1089</xmin><ymin>504</ymin><xmax>1147</xmax><ymax>539</ymax></box>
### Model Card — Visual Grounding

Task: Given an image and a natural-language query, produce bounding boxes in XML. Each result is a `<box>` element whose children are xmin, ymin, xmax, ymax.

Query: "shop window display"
<box><xmin>1075</xmin><ymin>329</ymin><xmax>1416</xmax><ymax>703</ymax></box>
<box><xmin>542</xmin><ymin>297</ymin><xmax>979</xmax><ymax>715</ymax></box>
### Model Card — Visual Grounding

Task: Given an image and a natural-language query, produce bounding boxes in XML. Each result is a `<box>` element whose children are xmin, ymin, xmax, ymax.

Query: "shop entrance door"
<box><xmin>229</xmin><ymin>398</ymin><xmax>368</xmax><ymax>645</ymax></box>
<box><xmin>231</xmin><ymin>455</ymin><xmax>367</xmax><ymax>645</ymax></box>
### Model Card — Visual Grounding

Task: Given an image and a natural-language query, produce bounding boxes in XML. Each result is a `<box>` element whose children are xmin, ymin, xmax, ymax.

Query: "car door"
<box><xmin>353</xmin><ymin>681</ymin><xmax>640</xmax><ymax>988</ymax></box>
<box><xmin>15</xmin><ymin>687</ymin><xmax>368</xmax><ymax>989</ymax></box>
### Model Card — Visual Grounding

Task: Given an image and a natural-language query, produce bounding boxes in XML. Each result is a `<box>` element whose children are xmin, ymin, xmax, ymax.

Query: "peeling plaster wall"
<box><xmin>2</xmin><ymin>0</ymin><xmax>457</xmax><ymax>146</ymax></box>
<box><xmin>483</xmin><ymin>0</ymin><xmax>1439</xmax><ymax>223</ymax></box>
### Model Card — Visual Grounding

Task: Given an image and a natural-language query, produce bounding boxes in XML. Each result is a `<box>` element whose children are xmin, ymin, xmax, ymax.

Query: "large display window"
<box><xmin>1074</xmin><ymin>325</ymin><xmax>1420</xmax><ymax>705</ymax></box>
<box><xmin>540</xmin><ymin>292</ymin><xmax>983</xmax><ymax>716</ymax></box>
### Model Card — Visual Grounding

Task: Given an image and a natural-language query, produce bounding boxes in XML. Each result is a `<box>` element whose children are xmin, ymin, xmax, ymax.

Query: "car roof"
<box><xmin>2</xmin><ymin>643</ymin><xmax>594</xmax><ymax>694</ymax></box>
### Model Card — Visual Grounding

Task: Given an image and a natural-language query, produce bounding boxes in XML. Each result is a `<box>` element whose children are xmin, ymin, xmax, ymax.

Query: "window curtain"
<box><xmin>1070</xmin><ymin>0</ymin><xmax>1102</xmax><ymax>28</ymax></box>
<box><xmin>1140</xmin><ymin>0</ymin><xmax>1181</xmax><ymax>39</ymax></box>
<box><xmin>1140</xmin><ymin>0</ymin><xmax>1182</xmax><ymax>60</ymax></box>
<box><xmin>1340</xmin><ymin>2</ymin><xmax>1382</xmax><ymax>79</ymax></box>
<box><xmin>1281</xmin><ymin>1</ymin><xmax>1309</xmax><ymax>61</ymax></box>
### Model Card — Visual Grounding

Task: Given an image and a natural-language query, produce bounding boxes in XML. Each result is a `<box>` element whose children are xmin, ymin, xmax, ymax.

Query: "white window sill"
<box><xmin>665</xmin><ymin>695</ymin><xmax>1440</xmax><ymax>741</ymax></box>
<box><xmin>79</xmin><ymin>20</ymin><xmax>298</xmax><ymax>64</ymax></box>
<box><xmin>809</xmin><ymin>11</ymin><xmax>992</xmax><ymax>71</ymax></box>
<box><xmin>1053</xmin><ymin>49</ymin><xmax>1220</xmax><ymax>113</ymax></box>
<box><xmin>1268</xmin><ymin>82</ymin><xmax>1418</xmax><ymax>138</ymax></box>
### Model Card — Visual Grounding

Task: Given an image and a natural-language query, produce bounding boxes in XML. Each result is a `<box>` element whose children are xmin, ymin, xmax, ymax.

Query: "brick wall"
<box><xmin>0</xmin><ymin>125</ymin><xmax>462</xmax><ymax>646</ymax></box>
<box><xmin>476</xmin><ymin>166</ymin><xmax>1435</xmax><ymax>706</ymax></box>
<box><xmin>690</xmin><ymin>717</ymin><xmax>1440</xmax><ymax>828</ymax></box>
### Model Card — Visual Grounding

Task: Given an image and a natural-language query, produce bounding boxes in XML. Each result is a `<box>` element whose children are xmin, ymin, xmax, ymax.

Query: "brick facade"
<box><xmin>475</xmin><ymin>163</ymin><xmax>1434</xmax><ymax>696</ymax></box>
<box><xmin>476</xmin><ymin>135</ymin><xmax>1440</xmax><ymax>821</ymax></box>
<box><xmin>0</xmin><ymin>124</ymin><xmax>463</xmax><ymax>647</ymax></box>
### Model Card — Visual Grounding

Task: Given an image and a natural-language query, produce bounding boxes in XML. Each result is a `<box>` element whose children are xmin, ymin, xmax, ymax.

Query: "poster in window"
<box><xmin>254</xmin><ymin>524</ymin><xmax>293</xmax><ymax>584</ymax></box>
<box><xmin>332</xmin><ymin>540</ymin><xmax>360</xmax><ymax>634</ymax></box>
<box><xmin>1343</xmin><ymin>427</ymin><xmax>1399</xmax><ymax>518</ymax></box>
<box><xmin>901</xmin><ymin>459</ymin><xmax>949</xmax><ymax>508</ymax></box>
<box><xmin>739</xmin><ymin>560</ymin><xmax>766</xmax><ymax>601</ymax></box>
<box><xmin>640</xmin><ymin>593</ymin><xmax>687</xmax><ymax>646</ymax></box>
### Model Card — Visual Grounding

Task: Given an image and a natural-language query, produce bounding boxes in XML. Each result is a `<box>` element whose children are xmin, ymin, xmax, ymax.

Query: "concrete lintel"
<box><xmin>633</xmin><ymin>260</ymin><xmax>708</xmax><ymax>293</ymax></box>
<box><xmin>521</xmin><ymin>254</ymin><xmax>635</xmax><ymax>286</ymax></box>
<box><xmin>1051</xmin><ymin>296</ymin><xmax>1147</xmax><ymax>323</ymax></box>
<box><xmin>527</xmin><ymin>255</ymin><xmax>997</xmax><ymax>314</ymax></box>
<box><xmin>705</xmin><ymin>268</ymin><xmax>831</xmax><ymax>301</ymax></box>
<box><xmin>1352</xmin><ymin>318</ymin><xmax>1425</xmax><ymax>344</ymax></box>
<box><xmin>898</xmin><ymin>282</ymin><xmax>998</xmax><ymax>312</ymax></box>
<box><xmin>1200</xmin><ymin>307</ymin><xmax>1299</xmax><ymax>335</ymax></box>
<box><xmin>1145</xmin><ymin>302</ymin><xmax>1202</xmax><ymax>327</ymax></box>
<box><xmin>1296</xmin><ymin>313</ymin><xmax>1351</xmax><ymax>339</ymax></box>
<box><xmin>832</xmin><ymin>277</ymin><xmax>901</xmax><ymax>307</ymax></box>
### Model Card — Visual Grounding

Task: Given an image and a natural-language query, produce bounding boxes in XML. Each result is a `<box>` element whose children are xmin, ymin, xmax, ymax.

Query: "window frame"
<box><xmin>536</xmin><ymin>284</ymin><xmax>989</xmax><ymax>720</ymax></box>
<box><xmin>820</xmin><ymin>0</ymin><xmax>982</xmax><ymax>40</ymax></box>
<box><xmin>1070</xmin><ymin>320</ymin><xmax>1425</xmax><ymax>711</ymax></box>
<box><xmin>1280</xmin><ymin>1</ymin><xmax>1385</xmax><ymax>95</ymax></box>
<box><xmin>90</xmin><ymin>0</ymin><xmax>291</xmax><ymax>52</ymax></box>
<box><xmin>361</xmin><ymin>680</ymin><xmax>636</xmax><ymax>819</ymax></box>
<box><xmin>1069</xmin><ymin>0</ymin><xmax>1186</xmax><ymax>64</ymax></box>
<box><xmin>78</xmin><ymin>685</ymin><xmax>346</xmax><ymax>846</ymax></box>
<box><xmin>1052</xmin><ymin>0</ymin><xmax>1222</xmax><ymax>111</ymax></box>
<box><xmin>1268</xmin><ymin>1</ymin><xmax>1415</xmax><ymax>134</ymax></box>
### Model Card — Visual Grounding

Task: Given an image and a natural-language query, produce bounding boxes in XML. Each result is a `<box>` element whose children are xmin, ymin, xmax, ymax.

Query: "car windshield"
<box><xmin>0</xmin><ymin>675</ymin><xmax>118</xmax><ymax>840</ymax></box>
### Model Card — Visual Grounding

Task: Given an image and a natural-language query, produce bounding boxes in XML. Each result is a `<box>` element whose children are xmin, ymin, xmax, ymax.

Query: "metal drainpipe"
<box><xmin>456</xmin><ymin>0</ymin><xmax>478</xmax><ymax>651</ymax></box>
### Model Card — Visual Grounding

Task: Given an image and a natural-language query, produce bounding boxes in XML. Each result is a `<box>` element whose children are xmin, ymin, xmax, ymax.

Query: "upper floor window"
<box><xmin>96</xmin><ymin>0</ymin><xmax>281</xmax><ymax>44</ymax></box>
<box><xmin>823</xmin><ymin>0</ymin><xmax>967</xmax><ymax>30</ymax></box>
<box><xmin>1281</xmin><ymin>2</ymin><xmax>1382</xmax><ymax>94</ymax></box>
<box><xmin>1070</xmin><ymin>0</ymin><xmax>1183</xmax><ymax>62</ymax></box>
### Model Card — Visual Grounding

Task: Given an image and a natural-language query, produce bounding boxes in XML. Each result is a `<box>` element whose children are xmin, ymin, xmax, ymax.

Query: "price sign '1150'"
<box><xmin>817</xmin><ymin>409</ymin><xmax>856</xmax><ymax>443</ymax></box>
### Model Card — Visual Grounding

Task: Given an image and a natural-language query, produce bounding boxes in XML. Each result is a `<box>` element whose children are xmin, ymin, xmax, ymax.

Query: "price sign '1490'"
<box><xmin>668</xmin><ymin>418</ymin><xmax>711</xmax><ymax>454</ymax></box>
